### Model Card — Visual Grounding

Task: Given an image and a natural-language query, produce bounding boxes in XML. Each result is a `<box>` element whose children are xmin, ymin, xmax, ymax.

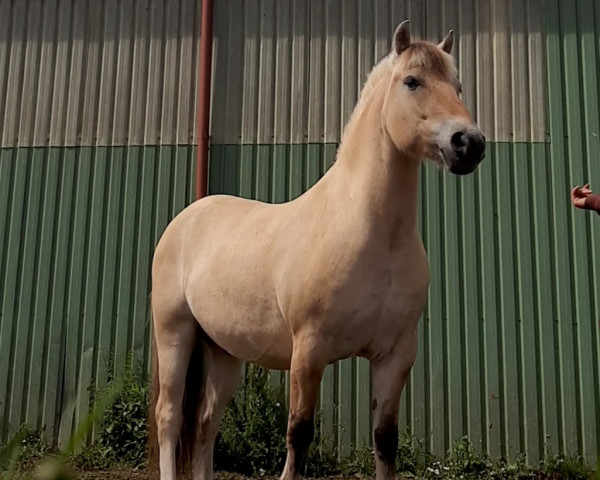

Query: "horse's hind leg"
<box><xmin>192</xmin><ymin>341</ymin><xmax>242</xmax><ymax>480</ymax></box>
<box><xmin>370</xmin><ymin>330</ymin><xmax>418</xmax><ymax>480</ymax></box>
<box><xmin>154</xmin><ymin>310</ymin><xmax>198</xmax><ymax>480</ymax></box>
<box><xmin>280</xmin><ymin>342</ymin><xmax>326</xmax><ymax>480</ymax></box>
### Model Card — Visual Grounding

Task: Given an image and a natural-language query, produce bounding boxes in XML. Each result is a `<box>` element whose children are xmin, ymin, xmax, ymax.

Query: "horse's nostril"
<box><xmin>451</xmin><ymin>131</ymin><xmax>466</xmax><ymax>149</ymax></box>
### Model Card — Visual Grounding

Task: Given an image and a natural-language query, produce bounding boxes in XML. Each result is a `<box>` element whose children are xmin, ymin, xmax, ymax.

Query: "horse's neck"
<box><xmin>324</xmin><ymin>89</ymin><xmax>421</xmax><ymax>244</ymax></box>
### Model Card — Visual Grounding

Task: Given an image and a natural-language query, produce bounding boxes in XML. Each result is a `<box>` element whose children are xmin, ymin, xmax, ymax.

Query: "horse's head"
<box><xmin>382</xmin><ymin>21</ymin><xmax>485</xmax><ymax>175</ymax></box>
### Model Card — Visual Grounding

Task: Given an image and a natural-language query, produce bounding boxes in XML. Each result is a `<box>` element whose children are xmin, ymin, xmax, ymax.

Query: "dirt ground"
<box><xmin>77</xmin><ymin>471</ymin><xmax>366</xmax><ymax>480</ymax></box>
<box><xmin>17</xmin><ymin>463</ymin><xmax>370</xmax><ymax>480</ymax></box>
<box><xmin>77</xmin><ymin>470</ymin><xmax>147</xmax><ymax>480</ymax></box>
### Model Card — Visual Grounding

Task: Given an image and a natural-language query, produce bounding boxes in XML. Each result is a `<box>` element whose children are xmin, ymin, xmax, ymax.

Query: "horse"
<box><xmin>149</xmin><ymin>20</ymin><xmax>485</xmax><ymax>480</ymax></box>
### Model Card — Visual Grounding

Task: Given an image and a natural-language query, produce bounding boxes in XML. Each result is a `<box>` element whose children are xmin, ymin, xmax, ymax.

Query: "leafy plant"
<box><xmin>214</xmin><ymin>364</ymin><xmax>288</xmax><ymax>474</ymax></box>
<box><xmin>1</xmin><ymin>358</ymin><xmax>596</xmax><ymax>480</ymax></box>
<box><xmin>213</xmin><ymin>365</ymin><xmax>349</xmax><ymax>476</ymax></box>
<box><xmin>539</xmin><ymin>454</ymin><xmax>594</xmax><ymax>480</ymax></box>
<box><xmin>492</xmin><ymin>454</ymin><xmax>536</xmax><ymax>480</ymax></box>
<box><xmin>341</xmin><ymin>444</ymin><xmax>375</xmax><ymax>476</ymax></box>
<box><xmin>70</xmin><ymin>359</ymin><xmax>148</xmax><ymax>470</ymax></box>
<box><xmin>444</xmin><ymin>436</ymin><xmax>492</xmax><ymax>478</ymax></box>
<box><xmin>0</xmin><ymin>427</ymin><xmax>33</xmax><ymax>479</ymax></box>
<box><xmin>0</xmin><ymin>371</ymin><xmax>123</xmax><ymax>480</ymax></box>
<box><xmin>396</xmin><ymin>428</ymin><xmax>430</xmax><ymax>475</ymax></box>
<box><xmin>302</xmin><ymin>412</ymin><xmax>339</xmax><ymax>477</ymax></box>
<box><xmin>9</xmin><ymin>428</ymin><xmax>55</xmax><ymax>472</ymax></box>
<box><xmin>95</xmin><ymin>369</ymin><xmax>148</xmax><ymax>468</ymax></box>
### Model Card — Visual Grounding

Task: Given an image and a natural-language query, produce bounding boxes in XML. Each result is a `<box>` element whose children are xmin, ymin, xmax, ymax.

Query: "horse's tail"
<box><xmin>178</xmin><ymin>326</ymin><xmax>203</xmax><ymax>475</ymax></box>
<box><xmin>147</xmin><ymin>316</ymin><xmax>203</xmax><ymax>478</ymax></box>
<box><xmin>148</xmin><ymin>331</ymin><xmax>160</xmax><ymax>479</ymax></box>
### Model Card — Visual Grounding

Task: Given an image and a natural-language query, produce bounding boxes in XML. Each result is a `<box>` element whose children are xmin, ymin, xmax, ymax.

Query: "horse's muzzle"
<box><xmin>446</xmin><ymin>129</ymin><xmax>486</xmax><ymax>175</ymax></box>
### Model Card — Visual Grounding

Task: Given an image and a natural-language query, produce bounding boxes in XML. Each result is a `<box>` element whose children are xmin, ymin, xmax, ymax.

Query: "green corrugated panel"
<box><xmin>0</xmin><ymin>146</ymin><xmax>196</xmax><ymax>444</ymax></box>
<box><xmin>208</xmin><ymin>137</ymin><xmax>599</xmax><ymax>464</ymax></box>
<box><xmin>0</xmin><ymin>148</ymin><xmax>30</xmax><ymax>439</ymax></box>
<box><xmin>576</xmin><ymin>0</ymin><xmax>600</xmax><ymax>461</ymax></box>
<box><xmin>546</xmin><ymin>0</ymin><xmax>600</xmax><ymax>461</ymax></box>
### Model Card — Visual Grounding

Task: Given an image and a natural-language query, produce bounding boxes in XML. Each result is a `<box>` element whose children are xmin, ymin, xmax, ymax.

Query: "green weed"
<box><xmin>443</xmin><ymin>436</ymin><xmax>492</xmax><ymax>478</ymax></box>
<box><xmin>539</xmin><ymin>454</ymin><xmax>594</xmax><ymax>480</ymax></box>
<box><xmin>0</xmin><ymin>427</ymin><xmax>36</xmax><ymax>479</ymax></box>
<box><xmin>0</xmin><ymin>360</ymin><xmax>127</xmax><ymax>479</ymax></box>
<box><xmin>302</xmin><ymin>413</ymin><xmax>339</xmax><ymax>476</ymax></box>
<box><xmin>214</xmin><ymin>365</ymin><xmax>342</xmax><ymax>476</ymax></box>
<box><xmin>340</xmin><ymin>444</ymin><xmax>375</xmax><ymax>475</ymax></box>
<box><xmin>214</xmin><ymin>364</ymin><xmax>288</xmax><ymax>474</ymax></box>
<box><xmin>69</xmin><ymin>359</ymin><xmax>148</xmax><ymax>470</ymax></box>
<box><xmin>1</xmin><ymin>359</ymin><xmax>596</xmax><ymax>480</ymax></box>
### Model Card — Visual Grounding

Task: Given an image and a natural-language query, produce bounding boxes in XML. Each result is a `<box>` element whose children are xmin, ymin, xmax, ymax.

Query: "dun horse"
<box><xmin>150</xmin><ymin>21</ymin><xmax>485</xmax><ymax>480</ymax></box>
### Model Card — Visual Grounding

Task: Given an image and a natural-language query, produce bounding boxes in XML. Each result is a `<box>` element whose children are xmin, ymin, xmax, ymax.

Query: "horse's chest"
<box><xmin>318</xmin><ymin>254</ymin><xmax>429</xmax><ymax>358</ymax></box>
<box><xmin>354</xmin><ymin>270</ymin><xmax>428</xmax><ymax>326</ymax></box>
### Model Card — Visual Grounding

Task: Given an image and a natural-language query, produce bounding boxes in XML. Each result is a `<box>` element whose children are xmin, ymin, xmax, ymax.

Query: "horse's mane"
<box><xmin>339</xmin><ymin>53</ymin><xmax>394</xmax><ymax>146</ymax></box>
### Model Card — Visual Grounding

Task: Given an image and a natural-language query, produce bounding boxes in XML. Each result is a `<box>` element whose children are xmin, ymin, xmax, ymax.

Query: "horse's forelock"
<box><xmin>399</xmin><ymin>42</ymin><xmax>456</xmax><ymax>80</ymax></box>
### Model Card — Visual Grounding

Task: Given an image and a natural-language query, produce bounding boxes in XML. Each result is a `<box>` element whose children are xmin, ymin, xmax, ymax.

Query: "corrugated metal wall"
<box><xmin>209</xmin><ymin>0</ymin><xmax>600</xmax><ymax>464</ymax></box>
<box><xmin>0</xmin><ymin>0</ymin><xmax>199</xmax><ymax>148</ymax></box>
<box><xmin>0</xmin><ymin>0</ymin><xmax>199</xmax><ymax>445</ymax></box>
<box><xmin>210</xmin><ymin>0</ymin><xmax>546</xmax><ymax>144</ymax></box>
<box><xmin>0</xmin><ymin>0</ymin><xmax>598</xmax><ymax>466</ymax></box>
<box><xmin>544</xmin><ymin>0</ymin><xmax>600</xmax><ymax>463</ymax></box>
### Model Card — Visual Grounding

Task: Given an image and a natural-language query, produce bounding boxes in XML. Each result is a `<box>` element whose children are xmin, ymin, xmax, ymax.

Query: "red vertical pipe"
<box><xmin>196</xmin><ymin>0</ymin><xmax>214</xmax><ymax>200</ymax></box>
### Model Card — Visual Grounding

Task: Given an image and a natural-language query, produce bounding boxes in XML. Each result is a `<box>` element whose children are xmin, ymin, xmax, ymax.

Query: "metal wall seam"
<box><xmin>0</xmin><ymin>0</ymin><xmax>11</xmax><ymax>143</ymax></box>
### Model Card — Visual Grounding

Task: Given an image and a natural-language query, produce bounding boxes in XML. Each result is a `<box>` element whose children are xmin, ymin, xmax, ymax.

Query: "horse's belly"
<box><xmin>188</xmin><ymin>293</ymin><xmax>293</xmax><ymax>370</ymax></box>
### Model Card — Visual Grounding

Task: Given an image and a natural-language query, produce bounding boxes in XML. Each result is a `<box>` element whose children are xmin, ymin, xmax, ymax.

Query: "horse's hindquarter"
<box><xmin>163</xmin><ymin>195</ymin><xmax>295</xmax><ymax>369</ymax></box>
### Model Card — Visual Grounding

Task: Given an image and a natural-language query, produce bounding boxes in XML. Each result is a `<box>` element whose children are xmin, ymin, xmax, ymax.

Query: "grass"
<box><xmin>0</xmin><ymin>363</ymin><xmax>596</xmax><ymax>480</ymax></box>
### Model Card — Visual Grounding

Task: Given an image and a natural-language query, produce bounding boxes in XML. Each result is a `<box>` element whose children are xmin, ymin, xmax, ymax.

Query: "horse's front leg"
<box><xmin>280</xmin><ymin>340</ymin><xmax>326</xmax><ymax>480</ymax></box>
<box><xmin>370</xmin><ymin>329</ymin><xmax>418</xmax><ymax>480</ymax></box>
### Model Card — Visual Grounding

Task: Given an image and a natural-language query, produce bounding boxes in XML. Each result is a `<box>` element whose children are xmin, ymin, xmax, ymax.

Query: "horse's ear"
<box><xmin>393</xmin><ymin>20</ymin><xmax>411</xmax><ymax>55</ymax></box>
<box><xmin>438</xmin><ymin>29</ymin><xmax>454</xmax><ymax>54</ymax></box>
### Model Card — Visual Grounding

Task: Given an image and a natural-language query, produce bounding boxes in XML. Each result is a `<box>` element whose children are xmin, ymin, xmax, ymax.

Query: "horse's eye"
<box><xmin>403</xmin><ymin>76</ymin><xmax>420</xmax><ymax>91</ymax></box>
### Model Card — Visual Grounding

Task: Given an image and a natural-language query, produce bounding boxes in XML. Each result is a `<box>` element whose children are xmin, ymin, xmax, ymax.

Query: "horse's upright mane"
<box><xmin>354</xmin><ymin>54</ymin><xmax>394</xmax><ymax>111</ymax></box>
<box><xmin>337</xmin><ymin>54</ymin><xmax>394</xmax><ymax>150</ymax></box>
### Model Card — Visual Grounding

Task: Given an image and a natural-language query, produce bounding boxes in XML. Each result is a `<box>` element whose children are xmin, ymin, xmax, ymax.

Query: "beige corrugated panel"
<box><xmin>210</xmin><ymin>0</ymin><xmax>546</xmax><ymax>144</ymax></box>
<box><xmin>0</xmin><ymin>0</ymin><xmax>200</xmax><ymax>148</ymax></box>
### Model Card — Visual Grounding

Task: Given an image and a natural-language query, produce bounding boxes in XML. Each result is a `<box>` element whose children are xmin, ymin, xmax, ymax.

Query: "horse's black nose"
<box><xmin>452</xmin><ymin>130</ymin><xmax>485</xmax><ymax>165</ymax></box>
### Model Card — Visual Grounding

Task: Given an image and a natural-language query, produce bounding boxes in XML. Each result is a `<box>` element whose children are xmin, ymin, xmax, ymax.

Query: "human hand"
<box><xmin>570</xmin><ymin>183</ymin><xmax>593</xmax><ymax>209</ymax></box>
